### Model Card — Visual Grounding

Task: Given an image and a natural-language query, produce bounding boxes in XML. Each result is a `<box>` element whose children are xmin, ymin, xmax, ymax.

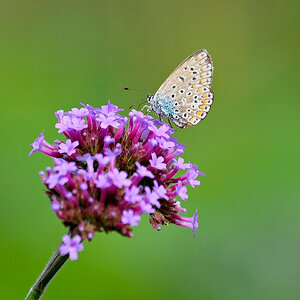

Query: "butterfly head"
<box><xmin>147</xmin><ymin>94</ymin><xmax>154</xmax><ymax>104</ymax></box>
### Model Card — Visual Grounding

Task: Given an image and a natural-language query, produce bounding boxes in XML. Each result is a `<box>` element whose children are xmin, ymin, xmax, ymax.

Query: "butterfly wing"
<box><xmin>154</xmin><ymin>49</ymin><xmax>214</xmax><ymax>128</ymax></box>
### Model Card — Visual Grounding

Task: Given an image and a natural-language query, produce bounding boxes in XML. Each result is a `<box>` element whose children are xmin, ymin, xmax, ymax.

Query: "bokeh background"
<box><xmin>1</xmin><ymin>0</ymin><xmax>299</xmax><ymax>299</ymax></box>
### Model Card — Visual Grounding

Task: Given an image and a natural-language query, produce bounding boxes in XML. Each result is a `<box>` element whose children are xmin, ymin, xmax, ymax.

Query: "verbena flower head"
<box><xmin>30</xmin><ymin>101</ymin><xmax>205</xmax><ymax>259</ymax></box>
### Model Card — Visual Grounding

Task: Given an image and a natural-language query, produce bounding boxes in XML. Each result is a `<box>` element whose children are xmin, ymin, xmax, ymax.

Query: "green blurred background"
<box><xmin>1</xmin><ymin>0</ymin><xmax>299</xmax><ymax>299</ymax></box>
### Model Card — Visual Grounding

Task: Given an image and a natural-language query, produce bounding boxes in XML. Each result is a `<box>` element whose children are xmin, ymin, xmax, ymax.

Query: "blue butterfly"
<box><xmin>146</xmin><ymin>49</ymin><xmax>214</xmax><ymax>128</ymax></box>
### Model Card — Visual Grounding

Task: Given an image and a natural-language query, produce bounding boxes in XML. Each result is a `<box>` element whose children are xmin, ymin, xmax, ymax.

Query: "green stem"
<box><xmin>25</xmin><ymin>246</ymin><xmax>69</xmax><ymax>300</ymax></box>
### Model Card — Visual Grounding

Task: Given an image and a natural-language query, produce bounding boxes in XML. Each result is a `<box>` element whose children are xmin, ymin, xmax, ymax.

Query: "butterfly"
<box><xmin>147</xmin><ymin>49</ymin><xmax>214</xmax><ymax>128</ymax></box>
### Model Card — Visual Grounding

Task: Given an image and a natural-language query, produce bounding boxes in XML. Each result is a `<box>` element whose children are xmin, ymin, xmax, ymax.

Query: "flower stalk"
<box><xmin>25</xmin><ymin>246</ymin><xmax>69</xmax><ymax>300</ymax></box>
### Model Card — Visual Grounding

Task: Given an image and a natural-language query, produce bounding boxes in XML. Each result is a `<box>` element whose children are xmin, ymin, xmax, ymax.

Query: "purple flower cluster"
<box><xmin>30</xmin><ymin>101</ymin><xmax>205</xmax><ymax>260</ymax></box>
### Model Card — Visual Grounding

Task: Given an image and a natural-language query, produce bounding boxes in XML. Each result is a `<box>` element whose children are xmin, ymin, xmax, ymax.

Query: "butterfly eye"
<box><xmin>192</xmin><ymin>77</ymin><xmax>197</xmax><ymax>81</ymax></box>
<box><xmin>187</xmin><ymin>92</ymin><xmax>192</xmax><ymax>96</ymax></box>
<box><xmin>174</xmin><ymin>109</ymin><xmax>180</xmax><ymax>113</ymax></box>
<box><xmin>184</xmin><ymin>66</ymin><xmax>187</xmax><ymax>70</ymax></box>
<box><xmin>191</xmin><ymin>104</ymin><xmax>198</xmax><ymax>109</ymax></box>
<box><xmin>193</xmin><ymin>95</ymin><xmax>198</xmax><ymax>100</ymax></box>
<box><xmin>179</xmin><ymin>89</ymin><xmax>184</xmax><ymax>94</ymax></box>
<box><xmin>190</xmin><ymin>67</ymin><xmax>195</xmax><ymax>71</ymax></box>
<box><xmin>186</xmin><ymin>108</ymin><xmax>192</xmax><ymax>113</ymax></box>
<box><xmin>171</xmin><ymin>94</ymin><xmax>176</xmax><ymax>99</ymax></box>
<box><xmin>183</xmin><ymin>112</ymin><xmax>188</xmax><ymax>119</ymax></box>
<box><xmin>174</xmin><ymin>102</ymin><xmax>179</xmax><ymax>106</ymax></box>
<box><xmin>173</xmin><ymin>115</ymin><xmax>179</xmax><ymax>119</ymax></box>
<box><xmin>193</xmin><ymin>99</ymin><xmax>200</xmax><ymax>104</ymax></box>
<box><xmin>172</xmin><ymin>85</ymin><xmax>176</xmax><ymax>89</ymax></box>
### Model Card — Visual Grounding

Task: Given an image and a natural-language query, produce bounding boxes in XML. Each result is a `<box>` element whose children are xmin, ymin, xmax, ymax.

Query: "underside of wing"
<box><xmin>154</xmin><ymin>49</ymin><xmax>214</xmax><ymax>128</ymax></box>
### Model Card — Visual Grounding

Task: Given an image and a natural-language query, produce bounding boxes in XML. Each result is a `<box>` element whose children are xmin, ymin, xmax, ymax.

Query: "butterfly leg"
<box><xmin>168</xmin><ymin>119</ymin><xmax>174</xmax><ymax>128</ymax></box>
<box><xmin>141</xmin><ymin>105</ymin><xmax>152</xmax><ymax>115</ymax></box>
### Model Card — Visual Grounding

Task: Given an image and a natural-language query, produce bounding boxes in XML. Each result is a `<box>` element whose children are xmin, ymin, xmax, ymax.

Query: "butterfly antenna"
<box><xmin>124</xmin><ymin>87</ymin><xmax>151</xmax><ymax>97</ymax></box>
<box><xmin>137</xmin><ymin>99</ymin><xmax>148</xmax><ymax>110</ymax></box>
<box><xmin>129</xmin><ymin>97</ymin><xmax>148</xmax><ymax>109</ymax></box>
<box><xmin>124</xmin><ymin>87</ymin><xmax>152</xmax><ymax>109</ymax></box>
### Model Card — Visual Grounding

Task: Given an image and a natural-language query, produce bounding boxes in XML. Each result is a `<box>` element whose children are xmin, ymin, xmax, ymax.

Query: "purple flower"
<box><xmin>94</xmin><ymin>153</ymin><xmax>110</xmax><ymax>167</ymax></box>
<box><xmin>29</xmin><ymin>131</ymin><xmax>45</xmax><ymax>156</ymax></box>
<box><xmin>55</xmin><ymin>116</ymin><xmax>72</xmax><ymax>133</ymax></box>
<box><xmin>70</xmin><ymin>107</ymin><xmax>89</xmax><ymax>117</ymax></box>
<box><xmin>58</xmin><ymin>139</ymin><xmax>79</xmax><ymax>156</ymax></box>
<box><xmin>186</xmin><ymin>165</ymin><xmax>201</xmax><ymax>188</ymax></box>
<box><xmin>100</xmin><ymin>100</ymin><xmax>123</xmax><ymax>116</ymax></box>
<box><xmin>131</xmin><ymin>108</ymin><xmax>153</xmax><ymax>119</ymax></box>
<box><xmin>148</xmin><ymin>124</ymin><xmax>170</xmax><ymax>139</ymax></box>
<box><xmin>54</xmin><ymin>160</ymin><xmax>77</xmax><ymax>175</ymax></box>
<box><xmin>124</xmin><ymin>186</ymin><xmax>142</xmax><ymax>204</ymax></box>
<box><xmin>121</xmin><ymin>210</ymin><xmax>141</xmax><ymax>226</ymax></box>
<box><xmin>80</xmin><ymin>103</ymin><xmax>96</xmax><ymax>117</ymax></box>
<box><xmin>51</xmin><ymin>200</ymin><xmax>61</xmax><ymax>212</ymax></box>
<box><xmin>192</xmin><ymin>209</ymin><xmax>199</xmax><ymax>237</ymax></box>
<box><xmin>69</xmin><ymin>117</ymin><xmax>88</xmax><ymax>131</ymax></box>
<box><xmin>59</xmin><ymin>234</ymin><xmax>84</xmax><ymax>261</ymax></box>
<box><xmin>46</xmin><ymin>173</ymin><xmax>68</xmax><ymax>189</ymax></box>
<box><xmin>136</xmin><ymin>162</ymin><xmax>154</xmax><ymax>178</ymax></box>
<box><xmin>104</xmin><ymin>135</ymin><xmax>115</xmax><ymax>145</ymax></box>
<box><xmin>104</xmin><ymin>143</ymin><xmax>122</xmax><ymax>160</ymax></box>
<box><xmin>172</xmin><ymin>209</ymin><xmax>199</xmax><ymax>237</ymax></box>
<box><xmin>80</xmin><ymin>183</ymin><xmax>88</xmax><ymax>191</ymax></box>
<box><xmin>66</xmin><ymin>192</ymin><xmax>73</xmax><ymax>199</ymax></box>
<box><xmin>55</xmin><ymin>110</ymin><xmax>64</xmax><ymax>121</ymax></box>
<box><xmin>87</xmin><ymin>232</ymin><xmax>94</xmax><ymax>240</ymax></box>
<box><xmin>97</xmin><ymin>114</ymin><xmax>120</xmax><ymax>129</ymax></box>
<box><xmin>174</xmin><ymin>157</ymin><xmax>191</xmax><ymax>170</ymax></box>
<box><xmin>144</xmin><ymin>186</ymin><xmax>160</xmax><ymax>208</ymax></box>
<box><xmin>94</xmin><ymin>174</ymin><xmax>110</xmax><ymax>188</ymax></box>
<box><xmin>176</xmin><ymin>181</ymin><xmax>188</xmax><ymax>201</ymax></box>
<box><xmin>153</xmin><ymin>181</ymin><xmax>168</xmax><ymax>200</ymax></box>
<box><xmin>108</xmin><ymin>168</ymin><xmax>131</xmax><ymax>188</ymax></box>
<box><xmin>150</xmin><ymin>153</ymin><xmax>166</xmax><ymax>170</ymax></box>
<box><xmin>157</xmin><ymin>137</ymin><xmax>175</xmax><ymax>150</ymax></box>
<box><xmin>140</xmin><ymin>200</ymin><xmax>155</xmax><ymax>214</ymax></box>
<box><xmin>149</xmin><ymin>138</ymin><xmax>158</xmax><ymax>147</ymax></box>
